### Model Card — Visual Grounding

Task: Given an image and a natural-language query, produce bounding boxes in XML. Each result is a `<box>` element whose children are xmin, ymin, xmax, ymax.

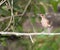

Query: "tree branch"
<box><xmin>0</xmin><ymin>32</ymin><xmax>59</xmax><ymax>36</ymax></box>
<box><xmin>0</xmin><ymin>0</ymin><xmax>6</xmax><ymax>6</ymax></box>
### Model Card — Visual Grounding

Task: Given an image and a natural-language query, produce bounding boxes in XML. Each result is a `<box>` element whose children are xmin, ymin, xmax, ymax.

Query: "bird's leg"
<box><xmin>43</xmin><ymin>26</ymin><xmax>53</xmax><ymax>33</ymax></box>
<box><xmin>47</xmin><ymin>26</ymin><xmax>53</xmax><ymax>33</ymax></box>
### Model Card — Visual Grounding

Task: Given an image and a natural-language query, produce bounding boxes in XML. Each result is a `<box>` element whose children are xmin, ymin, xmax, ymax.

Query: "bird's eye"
<box><xmin>41</xmin><ymin>14</ymin><xmax>44</xmax><ymax>16</ymax></box>
<box><xmin>40</xmin><ymin>14</ymin><xmax>43</xmax><ymax>16</ymax></box>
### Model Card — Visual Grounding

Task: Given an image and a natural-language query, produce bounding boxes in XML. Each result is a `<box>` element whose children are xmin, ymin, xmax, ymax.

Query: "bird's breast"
<box><xmin>41</xmin><ymin>18</ymin><xmax>50</xmax><ymax>28</ymax></box>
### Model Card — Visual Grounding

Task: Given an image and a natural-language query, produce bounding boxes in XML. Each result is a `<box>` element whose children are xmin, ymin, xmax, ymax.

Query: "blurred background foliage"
<box><xmin>0</xmin><ymin>0</ymin><xmax>60</xmax><ymax>50</ymax></box>
<box><xmin>0</xmin><ymin>0</ymin><xmax>60</xmax><ymax>32</ymax></box>
<box><xmin>0</xmin><ymin>35</ymin><xmax>60</xmax><ymax>50</ymax></box>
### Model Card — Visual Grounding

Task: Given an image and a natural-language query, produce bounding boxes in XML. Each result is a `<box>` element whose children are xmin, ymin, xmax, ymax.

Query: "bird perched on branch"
<box><xmin>39</xmin><ymin>14</ymin><xmax>51</xmax><ymax>28</ymax></box>
<box><xmin>37</xmin><ymin>14</ymin><xmax>52</xmax><ymax>33</ymax></box>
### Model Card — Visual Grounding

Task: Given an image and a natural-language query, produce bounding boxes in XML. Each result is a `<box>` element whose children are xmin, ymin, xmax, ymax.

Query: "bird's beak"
<box><xmin>37</xmin><ymin>14</ymin><xmax>43</xmax><ymax>18</ymax></box>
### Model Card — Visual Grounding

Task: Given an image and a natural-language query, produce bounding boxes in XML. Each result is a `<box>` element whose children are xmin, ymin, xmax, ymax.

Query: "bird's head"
<box><xmin>37</xmin><ymin>14</ymin><xmax>45</xmax><ymax>18</ymax></box>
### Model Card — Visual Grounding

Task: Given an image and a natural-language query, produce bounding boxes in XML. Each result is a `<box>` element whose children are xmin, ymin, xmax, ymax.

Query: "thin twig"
<box><xmin>3</xmin><ymin>16</ymin><xmax>12</xmax><ymax>31</ymax></box>
<box><xmin>39</xmin><ymin>2</ymin><xmax>48</xmax><ymax>13</ymax></box>
<box><xmin>7</xmin><ymin>0</ymin><xmax>11</xmax><ymax>8</ymax></box>
<box><xmin>5</xmin><ymin>0</ymin><xmax>11</xmax><ymax>9</ymax></box>
<box><xmin>3</xmin><ymin>0</ymin><xmax>13</xmax><ymax>31</ymax></box>
<box><xmin>0</xmin><ymin>13</ymin><xmax>34</xmax><ymax>22</ymax></box>
<box><xmin>46</xmin><ymin>3</ymin><xmax>54</xmax><ymax>11</ymax></box>
<box><xmin>11</xmin><ymin>0</ymin><xmax>15</xmax><ymax>32</ymax></box>
<box><xmin>24</xmin><ymin>0</ymin><xmax>35</xmax><ymax>43</ymax></box>
<box><xmin>20</xmin><ymin>0</ymin><xmax>34</xmax><ymax>43</ymax></box>
<box><xmin>28</xmin><ymin>15</ymin><xmax>37</xmax><ymax>43</ymax></box>
<box><xmin>29</xmin><ymin>35</ymin><xmax>34</xmax><ymax>43</ymax></box>
<box><xmin>21</xmin><ymin>0</ymin><xmax>31</xmax><ymax>16</ymax></box>
<box><xmin>0</xmin><ymin>0</ymin><xmax>6</xmax><ymax>6</ymax></box>
<box><xmin>0</xmin><ymin>12</ymin><xmax>60</xmax><ymax>22</ymax></box>
<box><xmin>0</xmin><ymin>17</ymin><xmax>10</xmax><ymax>22</ymax></box>
<box><xmin>45</xmin><ymin>3</ymin><xmax>54</xmax><ymax>13</ymax></box>
<box><xmin>28</xmin><ymin>13</ymin><xmax>37</xmax><ymax>43</ymax></box>
<box><xmin>18</xmin><ymin>0</ymin><xmax>32</xmax><ymax>22</ymax></box>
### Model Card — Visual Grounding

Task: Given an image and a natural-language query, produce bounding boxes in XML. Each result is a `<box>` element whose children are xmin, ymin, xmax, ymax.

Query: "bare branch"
<box><xmin>11</xmin><ymin>0</ymin><xmax>15</xmax><ymax>31</ymax></box>
<box><xmin>0</xmin><ymin>17</ymin><xmax>10</xmax><ymax>22</ymax></box>
<box><xmin>0</xmin><ymin>0</ymin><xmax>6</xmax><ymax>6</ymax></box>
<box><xmin>0</xmin><ymin>32</ymin><xmax>59</xmax><ymax>36</ymax></box>
<box><xmin>3</xmin><ymin>0</ymin><xmax>13</xmax><ymax>31</ymax></box>
<box><xmin>21</xmin><ymin>0</ymin><xmax>31</xmax><ymax>16</ymax></box>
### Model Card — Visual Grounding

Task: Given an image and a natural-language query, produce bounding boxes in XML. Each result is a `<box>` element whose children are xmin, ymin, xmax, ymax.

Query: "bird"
<box><xmin>37</xmin><ymin>14</ymin><xmax>52</xmax><ymax>33</ymax></box>
<box><xmin>38</xmin><ymin>14</ymin><xmax>51</xmax><ymax>28</ymax></box>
